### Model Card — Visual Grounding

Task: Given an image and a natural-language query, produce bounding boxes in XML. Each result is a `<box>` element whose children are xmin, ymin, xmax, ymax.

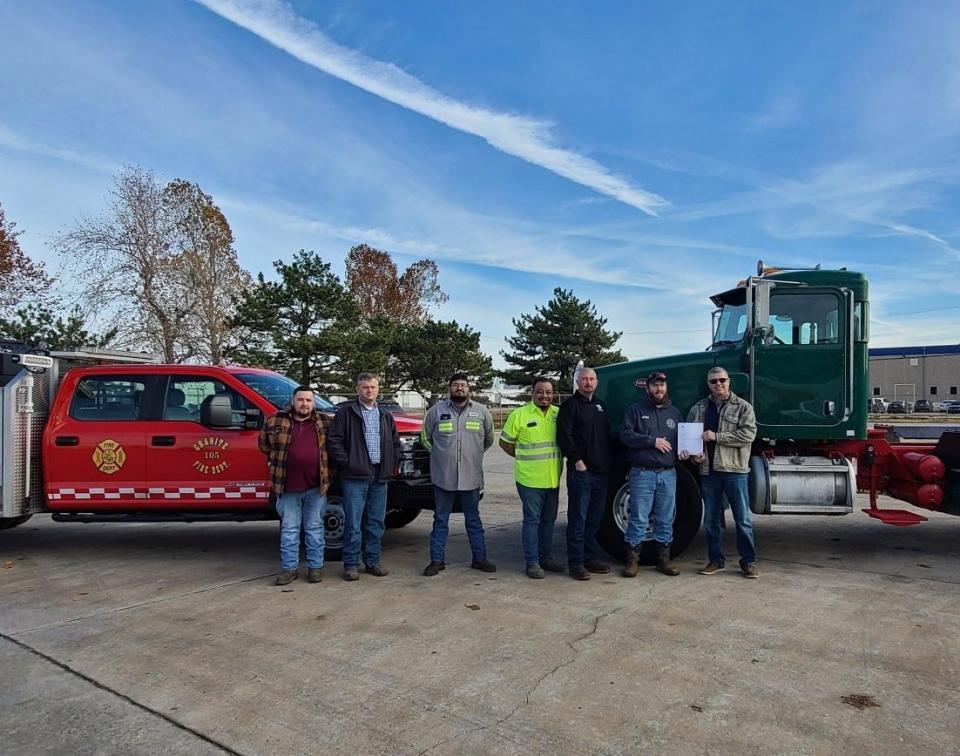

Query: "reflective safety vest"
<box><xmin>500</xmin><ymin>402</ymin><xmax>562</xmax><ymax>488</ymax></box>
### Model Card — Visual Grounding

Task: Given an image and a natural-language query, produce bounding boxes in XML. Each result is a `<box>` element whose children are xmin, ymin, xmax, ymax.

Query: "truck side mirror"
<box><xmin>243</xmin><ymin>407</ymin><xmax>262</xmax><ymax>430</ymax></box>
<box><xmin>200</xmin><ymin>394</ymin><xmax>235</xmax><ymax>428</ymax></box>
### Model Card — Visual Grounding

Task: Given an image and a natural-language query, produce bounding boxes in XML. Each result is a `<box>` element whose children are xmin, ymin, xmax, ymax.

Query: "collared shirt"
<box><xmin>421</xmin><ymin>398</ymin><xmax>494</xmax><ymax>491</ymax></box>
<box><xmin>501</xmin><ymin>402</ymin><xmax>562</xmax><ymax>488</ymax></box>
<box><xmin>360</xmin><ymin>401</ymin><xmax>381</xmax><ymax>464</ymax></box>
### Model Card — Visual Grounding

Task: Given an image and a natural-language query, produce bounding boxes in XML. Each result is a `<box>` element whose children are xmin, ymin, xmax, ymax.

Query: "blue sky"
<box><xmin>2</xmin><ymin>0</ymin><xmax>959</xmax><ymax>369</ymax></box>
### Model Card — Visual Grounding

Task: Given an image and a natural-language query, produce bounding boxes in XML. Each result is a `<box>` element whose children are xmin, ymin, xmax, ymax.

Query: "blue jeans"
<box><xmin>276</xmin><ymin>487</ymin><xmax>327</xmax><ymax>571</ymax></box>
<box><xmin>566</xmin><ymin>468</ymin><xmax>607</xmax><ymax>569</ymax></box>
<box><xmin>516</xmin><ymin>484</ymin><xmax>559</xmax><ymax>567</ymax></box>
<box><xmin>341</xmin><ymin>476</ymin><xmax>388</xmax><ymax>569</ymax></box>
<box><xmin>430</xmin><ymin>487</ymin><xmax>486</xmax><ymax>562</ymax></box>
<box><xmin>701</xmin><ymin>471</ymin><xmax>756</xmax><ymax>568</ymax></box>
<box><xmin>625</xmin><ymin>468</ymin><xmax>676</xmax><ymax>548</ymax></box>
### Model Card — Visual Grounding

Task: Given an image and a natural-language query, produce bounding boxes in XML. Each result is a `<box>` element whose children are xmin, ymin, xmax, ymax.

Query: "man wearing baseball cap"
<box><xmin>618</xmin><ymin>370</ymin><xmax>682</xmax><ymax>577</ymax></box>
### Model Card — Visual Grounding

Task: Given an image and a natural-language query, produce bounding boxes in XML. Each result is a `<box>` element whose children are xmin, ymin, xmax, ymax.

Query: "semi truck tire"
<box><xmin>385</xmin><ymin>507</ymin><xmax>422</xmax><ymax>529</ymax></box>
<box><xmin>597</xmin><ymin>464</ymin><xmax>703</xmax><ymax>564</ymax></box>
<box><xmin>0</xmin><ymin>514</ymin><xmax>32</xmax><ymax>530</ymax></box>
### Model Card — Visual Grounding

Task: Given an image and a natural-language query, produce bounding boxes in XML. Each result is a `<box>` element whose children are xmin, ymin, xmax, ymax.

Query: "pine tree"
<box><xmin>501</xmin><ymin>288</ymin><xmax>625</xmax><ymax>392</ymax></box>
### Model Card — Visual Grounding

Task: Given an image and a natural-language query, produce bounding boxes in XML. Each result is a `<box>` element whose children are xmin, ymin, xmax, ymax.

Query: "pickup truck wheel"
<box><xmin>596</xmin><ymin>465</ymin><xmax>703</xmax><ymax>564</ymax></box>
<box><xmin>385</xmin><ymin>507</ymin><xmax>421</xmax><ymax>529</ymax></box>
<box><xmin>323</xmin><ymin>494</ymin><xmax>345</xmax><ymax>562</ymax></box>
<box><xmin>0</xmin><ymin>514</ymin><xmax>32</xmax><ymax>530</ymax></box>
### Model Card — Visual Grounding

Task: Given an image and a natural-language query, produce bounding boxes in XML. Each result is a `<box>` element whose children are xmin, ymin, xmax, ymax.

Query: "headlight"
<box><xmin>399</xmin><ymin>435</ymin><xmax>417</xmax><ymax>454</ymax></box>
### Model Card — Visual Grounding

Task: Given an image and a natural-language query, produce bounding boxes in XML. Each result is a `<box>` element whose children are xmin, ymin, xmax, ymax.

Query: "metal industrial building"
<box><xmin>869</xmin><ymin>344</ymin><xmax>960</xmax><ymax>404</ymax></box>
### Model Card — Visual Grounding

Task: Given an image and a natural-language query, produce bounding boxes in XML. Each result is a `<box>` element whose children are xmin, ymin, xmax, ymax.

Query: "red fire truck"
<box><xmin>0</xmin><ymin>344</ymin><xmax>432</xmax><ymax>559</ymax></box>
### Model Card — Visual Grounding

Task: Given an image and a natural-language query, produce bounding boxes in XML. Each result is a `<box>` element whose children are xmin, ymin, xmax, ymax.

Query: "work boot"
<box><xmin>343</xmin><ymin>568</ymin><xmax>360</xmax><ymax>581</ymax></box>
<box><xmin>585</xmin><ymin>560</ymin><xmax>611</xmax><ymax>574</ymax></box>
<box><xmin>539</xmin><ymin>557</ymin><xmax>565</xmax><ymax>573</ymax></box>
<box><xmin>276</xmin><ymin>569</ymin><xmax>298</xmax><ymax>586</ymax></box>
<box><xmin>526</xmin><ymin>564</ymin><xmax>545</xmax><ymax>579</ymax></box>
<box><xmin>423</xmin><ymin>561</ymin><xmax>445</xmax><ymax>577</ymax></box>
<box><xmin>656</xmin><ymin>544</ymin><xmax>680</xmax><ymax>576</ymax></box>
<box><xmin>741</xmin><ymin>563</ymin><xmax>759</xmax><ymax>579</ymax></box>
<box><xmin>569</xmin><ymin>565</ymin><xmax>590</xmax><ymax>581</ymax></box>
<box><xmin>698</xmin><ymin>562</ymin><xmax>725</xmax><ymax>575</ymax></box>
<box><xmin>307</xmin><ymin>567</ymin><xmax>323</xmax><ymax>583</ymax></box>
<box><xmin>471</xmin><ymin>558</ymin><xmax>497</xmax><ymax>573</ymax></box>
<box><xmin>622</xmin><ymin>547</ymin><xmax>640</xmax><ymax>578</ymax></box>
<box><xmin>364</xmin><ymin>564</ymin><xmax>389</xmax><ymax>577</ymax></box>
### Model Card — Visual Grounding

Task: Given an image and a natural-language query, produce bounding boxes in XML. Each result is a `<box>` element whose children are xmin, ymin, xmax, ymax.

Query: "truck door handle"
<box><xmin>151</xmin><ymin>436</ymin><xmax>176</xmax><ymax>447</ymax></box>
<box><xmin>823</xmin><ymin>400</ymin><xmax>836</xmax><ymax>416</ymax></box>
<box><xmin>55</xmin><ymin>436</ymin><xmax>79</xmax><ymax>446</ymax></box>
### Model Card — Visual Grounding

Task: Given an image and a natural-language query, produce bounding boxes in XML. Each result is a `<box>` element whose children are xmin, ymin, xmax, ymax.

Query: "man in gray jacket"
<box><xmin>681</xmin><ymin>366</ymin><xmax>759</xmax><ymax>578</ymax></box>
<box><xmin>420</xmin><ymin>373</ymin><xmax>496</xmax><ymax>576</ymax></box>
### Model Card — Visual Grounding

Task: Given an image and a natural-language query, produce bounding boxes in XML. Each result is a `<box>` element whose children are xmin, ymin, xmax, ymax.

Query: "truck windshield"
<box><xmin>714</xmin><ymin>303</ymin><xmax>748</xmax><ymax>345</ymax></box>
<box><xmin>234</xmin><ymin>372</ymin><xmax>336</xmax><ymax>411</ymax></box>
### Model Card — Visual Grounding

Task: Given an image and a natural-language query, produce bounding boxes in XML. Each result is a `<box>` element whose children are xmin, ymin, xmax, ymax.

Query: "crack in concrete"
<box><xmin>415</xmin><ymin>595</ymin><xmax>642</xmax><ymax>755</ymax></box>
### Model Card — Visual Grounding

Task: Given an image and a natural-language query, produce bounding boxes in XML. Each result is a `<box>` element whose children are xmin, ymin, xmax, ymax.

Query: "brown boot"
<box><xmin>656</xmin><ymin>544</ymin><xmax>680</xmax><ymax>576</ymax></box>
<box><xmin>622</xmin><ymin>547</ymin><xmax>640</xmax><ymax>578</ymax></box>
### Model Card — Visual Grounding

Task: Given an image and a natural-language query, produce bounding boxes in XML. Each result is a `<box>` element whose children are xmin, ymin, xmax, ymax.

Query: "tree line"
<box><xmin>1</xmin><ymin>167</ymin><xmax>625</xmax><ymax>397</ymax></box>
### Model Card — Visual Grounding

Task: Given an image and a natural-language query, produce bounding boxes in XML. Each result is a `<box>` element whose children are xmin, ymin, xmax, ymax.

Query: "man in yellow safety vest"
<box><xmin>499</xmin><ymin>377</ymin><xmax>565</xmax><ymax>579</ymax></box>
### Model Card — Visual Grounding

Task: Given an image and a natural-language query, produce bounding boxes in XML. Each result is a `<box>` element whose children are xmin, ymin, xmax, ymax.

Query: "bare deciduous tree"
<box><xmin>57</xmin><ymin>167</ymin><xmax>250</xmax><ymax>363</ymax></box>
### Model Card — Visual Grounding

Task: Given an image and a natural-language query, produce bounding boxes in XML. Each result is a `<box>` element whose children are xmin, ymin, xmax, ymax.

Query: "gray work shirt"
<box><xmin>420</xmin><ymin>398</ymin><xmax>494</xmax><ymax>491</ymax></box>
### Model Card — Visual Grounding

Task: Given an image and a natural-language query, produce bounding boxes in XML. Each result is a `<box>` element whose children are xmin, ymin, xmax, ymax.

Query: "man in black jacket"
<box><xmin>557</xmin><ymin>367</ymin><xmax>612</xmax><ymax>580</ymax></box>
<box><xmin>619</xmin><ymin>371</ymin><xmax>681</xmax><ymax>577</ymax></box>
<box><xmin>327</xmin><ymin>373</ymin><xmax>401</xmax><ymax>581</ymax></box>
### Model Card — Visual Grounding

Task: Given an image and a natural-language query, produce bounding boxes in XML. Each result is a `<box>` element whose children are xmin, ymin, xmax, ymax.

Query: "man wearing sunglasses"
<box><xmin>681</xmin><ymin>367</ymin><xmax>759</xmax><ymax>578</ymax></box>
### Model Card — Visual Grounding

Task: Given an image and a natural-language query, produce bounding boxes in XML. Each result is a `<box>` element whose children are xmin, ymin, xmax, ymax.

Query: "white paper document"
<box><xmin>678</xmin><ymin>422</ymin><xmax>704</xmax><ymax>456</ymax></box>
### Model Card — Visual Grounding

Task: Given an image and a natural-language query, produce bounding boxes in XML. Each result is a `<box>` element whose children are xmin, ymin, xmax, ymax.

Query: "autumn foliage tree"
<box><xmin>0</xmin><ymin>201</ymin><xmax>52</xmax><ymax>316</ymax></box>
<box><xmin>345</xmin><ymin>244</ymin><xmax>447</xmax><ymax>325</ymax></box>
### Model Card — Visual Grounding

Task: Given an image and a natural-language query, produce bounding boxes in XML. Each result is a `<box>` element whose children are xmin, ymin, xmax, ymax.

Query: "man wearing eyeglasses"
<box><xmin>681</xmin><ymin>367</ymin><xmax>759</xmax><ymax>579</ymax></box>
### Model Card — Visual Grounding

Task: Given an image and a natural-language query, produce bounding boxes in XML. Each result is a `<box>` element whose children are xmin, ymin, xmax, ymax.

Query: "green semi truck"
<box><xmin>594</xmin><ymin>262</ymin><xmax>960</xmax><ymax>562</ymax></box>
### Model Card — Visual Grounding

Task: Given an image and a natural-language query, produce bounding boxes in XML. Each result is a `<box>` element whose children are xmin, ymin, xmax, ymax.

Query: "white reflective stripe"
<box><xmin>515</xmin><ymin>441</ymin><xmax>558</xmax><ymax>450</ymax></box>
<box><xmin>500</xmin><ymin>431</ymin><xmax>517</xmax><ymax>443</ymax></box>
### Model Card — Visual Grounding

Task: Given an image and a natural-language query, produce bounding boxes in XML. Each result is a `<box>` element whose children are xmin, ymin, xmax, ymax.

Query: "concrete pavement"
<box><xmin>1</xmin><ymin>447</ymin><xmax>958</xmax><ymax>754</ymax></box>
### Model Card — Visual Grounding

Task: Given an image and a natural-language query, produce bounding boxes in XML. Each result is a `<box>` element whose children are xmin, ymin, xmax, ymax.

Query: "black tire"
<box><xmin>323</xmin><ymin>492</ymin><xmax>345</xmax><ymax>563</ymax></box>
<box><xmin>385</xmin><ymin>507</ymin><xmax>422</xmax><ymax>529</ymax></box>
<box><xmin>596</xmin><ymin>464</ymin><xmax>703</xmax><ymax>564</ymax></box>
<box><xmin>0</xmin><ymin>514</ymin><xmax>32</xmax><ymax>530</ymax></box>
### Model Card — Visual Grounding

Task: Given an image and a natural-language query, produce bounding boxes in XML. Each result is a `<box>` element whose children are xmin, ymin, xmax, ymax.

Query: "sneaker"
<box><xmin>364</xmin><ymin>564</ymin><xmax>389</xmax><ymax>577</ymax></box>
<box><xmin>741</xmin><ymin>563</ymin><xmax>759</xmax><ymax>579</ymax></box>
<box><xmin>307</xmin><ymin>568</ymin><xmax>323</xmax><ymax>583</ymax></box>
<box><xmin>585</xmin><ymin>560</ymin><xmax>611</xmax><ymax>574</ymax></box>
<box><xmin>276</xmin><ymin>570</ymin><xmax>298</xmax><ymax>586</ymax></box>
<box><xmin>343</xmin><ymin>568</ymin><xmax>360</xmax><ymax>581</ymax></box>
<box><xmin>526</xmin><ymin>564</ymin><xmax>545</xmax><ymax>579</ymax></box>
<box><xmin>470</xmin><ymin>559</ymin><xmax>497</xmax><ymax>573</ymax></box>
<box><xmin>698</xmin><ymin>562</ymin><xmax>725</xmax><ymax>575</ymax></box>
<box><xmin>569</xmin><ymin>565</ymin><xmax>591</xmax><ymax>581</ymax></box>
<box><xmin>539</xmin><ymin>557</ymin><xmax>565</xmax><ymax>573</ymax></box>
<box><xmin>423</xmin><ymin>561</ymin><xmax>445</xmax><ymax>577</ymax></box>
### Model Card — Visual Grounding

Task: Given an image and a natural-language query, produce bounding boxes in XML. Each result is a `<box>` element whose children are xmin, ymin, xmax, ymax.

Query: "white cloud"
<box><xmin>0</xmin><ymin>124</ymin><xmax>119</xmax><ymax>174</ymax></box>
<box><xmin>194</xmin><ymin>0</ymin><xmax>667</xmax><ymax>215</ymax></box>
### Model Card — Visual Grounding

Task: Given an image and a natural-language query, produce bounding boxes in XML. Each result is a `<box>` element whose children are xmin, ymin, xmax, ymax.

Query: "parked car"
<box><xmin>887</xmin><ymin>400</ymin><xmax>908</xmax><ymax>414</ymax></box>
<box><xmin>945</xmin><ymin>400</ymin><xmax>960</xmax><ymax>415</ymax></box>
<box><xmin>913</xmin><ymin>399</ymin><xmax>933</xmax><ymax>412</ymax></box>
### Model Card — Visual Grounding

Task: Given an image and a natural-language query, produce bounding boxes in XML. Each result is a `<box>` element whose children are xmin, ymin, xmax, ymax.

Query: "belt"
<box><xmin>632</xmin><ymin>465</ymin><xmax>672</xmax><ymax>472</ymax></box>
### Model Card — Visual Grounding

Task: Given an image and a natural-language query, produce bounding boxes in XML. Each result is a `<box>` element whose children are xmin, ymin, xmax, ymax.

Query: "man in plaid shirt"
<box><xmin>259</xmin><ymin>385</ymin><xmax>332</xmax><ymax>586</ymax></box>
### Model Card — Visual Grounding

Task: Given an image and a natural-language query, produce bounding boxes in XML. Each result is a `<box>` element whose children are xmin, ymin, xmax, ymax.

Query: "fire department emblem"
<box><xmin>93</xmin><ymin>439</ymin><xmax>126</xmax><ymax>475</ymax></box>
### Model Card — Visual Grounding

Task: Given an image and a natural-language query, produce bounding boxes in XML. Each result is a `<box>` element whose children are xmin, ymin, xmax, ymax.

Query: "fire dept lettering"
<box><xmin>193</xmin><ymin>436</ymin><xmax>231</xmax><ymax>475</ymax></box>
<box><xmin>92</xmin><ymin>439</ymin><xmax>126</xmax><ymax>475</ymax></box>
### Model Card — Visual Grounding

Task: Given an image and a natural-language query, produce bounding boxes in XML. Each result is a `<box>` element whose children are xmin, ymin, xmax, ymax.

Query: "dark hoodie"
<box><xmin>619</xmin><ymin>395</ymin><xmax>681</xmax><ymax>469</ymax></box>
